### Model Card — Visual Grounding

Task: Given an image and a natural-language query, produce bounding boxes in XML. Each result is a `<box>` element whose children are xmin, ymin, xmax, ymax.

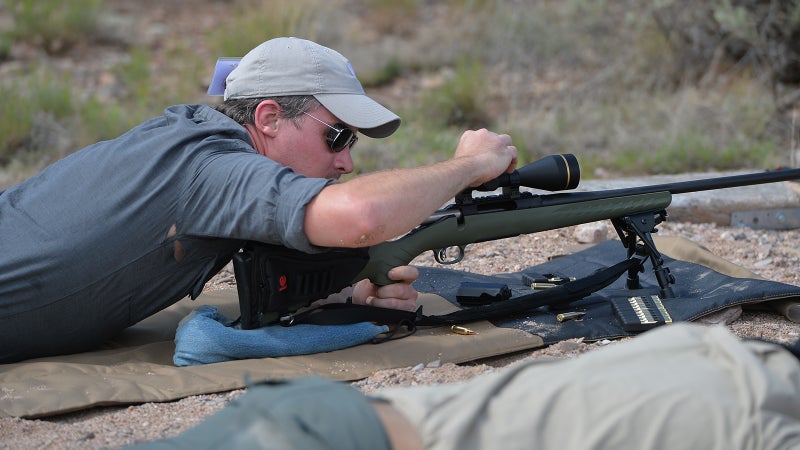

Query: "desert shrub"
<box><xmin>207</xmin><ymin>0</ymin><xmax>334</xmax><ymax>58</ymax></box>
<box><xmin>2</xmin><ymin>0</ymin><xmax>103</xmax><ymax>54</ymax></box>
<box><xmin>418</xmin><ymin>56</ymin><xmax>491</xmax><ymax>128</ymax></box>
<box><xmin>0</xmin><ymin>73</ymin><xmax>75</xmax><ymax>163</ymax></box>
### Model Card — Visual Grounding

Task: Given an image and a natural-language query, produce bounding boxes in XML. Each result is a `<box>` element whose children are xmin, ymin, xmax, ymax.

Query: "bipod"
<box><xmin>611</xmin><ymin>210</ymin><xmax>676</xmax><ymax>299</ymax></box>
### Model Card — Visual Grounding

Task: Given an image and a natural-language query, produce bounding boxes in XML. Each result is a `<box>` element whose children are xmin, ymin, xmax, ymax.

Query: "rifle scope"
<box><xmin>475</xmin><ymin>153</ymin><xmax>580</xmax><ymax>192</ymax></box>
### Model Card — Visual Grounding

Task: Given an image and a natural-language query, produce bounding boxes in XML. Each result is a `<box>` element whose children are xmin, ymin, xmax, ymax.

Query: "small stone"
<box><xmin>753</xmin><ymin>258</ymin><xmax>773</xmax><ymax>268</ymax></box>
<box><xmin>574</xmin><ymin>222</ymin><xmax>609</xmax><ymax>244</ymax></box>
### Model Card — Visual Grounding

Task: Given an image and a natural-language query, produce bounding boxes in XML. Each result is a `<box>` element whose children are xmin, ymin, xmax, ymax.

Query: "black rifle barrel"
<box><xmin>591</xmin><ymin>168</ymin><xmax>800</xmax><ymax>197</ymax></box>
<box><xmin>423</xmin><ymin>167</ymin><xmax>800</xmax><ymax>225</ymax></box>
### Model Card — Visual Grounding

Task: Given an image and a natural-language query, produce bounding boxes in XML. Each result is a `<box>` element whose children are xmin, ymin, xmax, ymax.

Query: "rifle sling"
<box><xmin>288</xmin><ymin>256</ymin><xmax>643</xmax><ymax>329</ymax></box>
<box><xmin>283</xmin><ymin>302</ymin><xmax>417</xmax><ymax>326</ymax></box>
<box><xmin>416</xmin><ymin>256</ymin><xmax>642</xmax><ymax>326</ymax></box>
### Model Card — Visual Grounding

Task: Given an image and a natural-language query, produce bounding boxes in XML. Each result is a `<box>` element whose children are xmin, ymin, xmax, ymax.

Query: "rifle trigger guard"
<box><xmin>434</xmin><ymin>245</ymin><xmax>465</xmax><ymax>265</ymax></box>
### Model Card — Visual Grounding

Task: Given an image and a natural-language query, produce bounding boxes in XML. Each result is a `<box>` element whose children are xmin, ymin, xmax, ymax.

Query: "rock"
<box><xmin>426</xmin><ymin>359</ymin><xmax>442</xmax><ymax>368</ymax></box>
<box><xmin>573</xmin><ymin>222</ymin><xmax>609</xmax><ymax>244</ymax></box>
<box><xmin>753</xmin><ymin>258</ymin><xmax>773</xmax><ymax>268</ymax></box>
<box><xmin>696</xmin><ymin>305</ymin><xmax>742</xmax><ymax>325</ymax></box>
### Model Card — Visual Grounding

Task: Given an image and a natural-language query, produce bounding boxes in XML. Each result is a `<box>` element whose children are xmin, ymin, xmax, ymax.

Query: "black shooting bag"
<box><xmin>232</xmin><ymin>243</ymin><xmax>370</xmax><ymax>329</ymax></box>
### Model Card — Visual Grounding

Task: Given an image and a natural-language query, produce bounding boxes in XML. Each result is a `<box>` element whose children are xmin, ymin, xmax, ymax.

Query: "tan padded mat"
<box><xmin>0</xmin><ymin>292</ymin><xmax>541</xmax><ymax>418</ymax></box>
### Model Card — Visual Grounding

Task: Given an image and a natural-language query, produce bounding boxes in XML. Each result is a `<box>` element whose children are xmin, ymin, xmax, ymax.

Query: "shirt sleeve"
<box><xmin>178</xmin><ymin>148</ymin><xmax>334</xmax><ymax>253</ymax></box>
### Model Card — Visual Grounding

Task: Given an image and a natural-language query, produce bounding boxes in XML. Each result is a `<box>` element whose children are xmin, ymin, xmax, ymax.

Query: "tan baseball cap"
<box><xmin>223</xmin><ymin>37</ymin><xmax>401</xmax><ymax>138</ymax></box>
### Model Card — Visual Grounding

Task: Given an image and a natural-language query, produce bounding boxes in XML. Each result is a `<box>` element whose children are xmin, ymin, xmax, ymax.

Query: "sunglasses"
<box><xmin>302</xmin><ymin>111</ymin><xmax>358</xmax><ymax>152</ymax></box>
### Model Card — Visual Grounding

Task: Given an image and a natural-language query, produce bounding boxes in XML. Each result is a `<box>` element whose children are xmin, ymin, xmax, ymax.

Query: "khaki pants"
<box><xmin>378</xmin><ymin>323</ymin><xmax>800</xmax><ymax>450</ymax></box>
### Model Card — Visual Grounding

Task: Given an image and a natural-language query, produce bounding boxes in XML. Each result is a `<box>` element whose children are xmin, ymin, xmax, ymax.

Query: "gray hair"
<box><xmin>216</xmin><ymin>95</ymin><xmax>320</xmax><ymax>127</ymax></box>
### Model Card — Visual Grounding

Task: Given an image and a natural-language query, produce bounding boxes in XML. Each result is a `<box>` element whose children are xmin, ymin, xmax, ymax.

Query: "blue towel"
<box><xmin>174</xmin><ymin>305</ymin><xmax>389</xmax><ymax>366</ymax></box>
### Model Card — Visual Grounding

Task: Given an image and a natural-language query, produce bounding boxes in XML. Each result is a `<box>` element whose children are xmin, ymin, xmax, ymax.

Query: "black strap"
<box><xmin>286</xmin><ymin>255</ymin><xmax>644</xmax><ymax>329</ymax></box>
<box><xmin>282</xmin><ymin>302</ymin><xmax>418</xmax><ymax>326</ymax></box>
<box><xmin>284</xmin><ymin>302</ymin><xmax>419</xmax><ymax>342</ymax></box>
<box><xmin>417</xmin><ymin>256</ymin><xmax>643</xmax><ymax>325</ymax></box>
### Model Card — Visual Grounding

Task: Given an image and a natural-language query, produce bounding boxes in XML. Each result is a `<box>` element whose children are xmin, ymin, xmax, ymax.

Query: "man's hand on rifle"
<box><xmin>352</xmin><ymin>265</ymin><xmax>420</xmax><ymax>312</ymax></box>
<box><xmin>453</xmin><ymin>128</ymin><xmax>518</xmax><ymax>187</ymax></box>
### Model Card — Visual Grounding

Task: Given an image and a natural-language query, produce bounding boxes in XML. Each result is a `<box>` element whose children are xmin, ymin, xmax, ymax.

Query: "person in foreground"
<box><xmin>131</xmin><ymin>323</ymin><xmax>800</xmax><ymax>450</ymax></box>
<box><xmin>0</xmin><ymin>37</ymin><xmax>517</xmax><ymax>363</ymax></box>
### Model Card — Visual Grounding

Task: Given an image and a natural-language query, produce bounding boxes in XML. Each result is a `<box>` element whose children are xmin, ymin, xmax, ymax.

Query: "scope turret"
<box><xmin>475</xmin><ymin>153</ymin><xmax>580</xmax><ymax>192</ymax></box>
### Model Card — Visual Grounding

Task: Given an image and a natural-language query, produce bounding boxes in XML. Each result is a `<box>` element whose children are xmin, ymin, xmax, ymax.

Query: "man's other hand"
<box><xmin>352</xmin><ymin>266</ymin><xmax>420</xmax><ymax>311</ymax></box>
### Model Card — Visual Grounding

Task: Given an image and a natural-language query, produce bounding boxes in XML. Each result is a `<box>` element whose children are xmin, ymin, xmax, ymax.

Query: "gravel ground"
<box><xmin>2</xmin><ymin>221</ymin><xmax>799</xmax><ymax>449</ymax></box>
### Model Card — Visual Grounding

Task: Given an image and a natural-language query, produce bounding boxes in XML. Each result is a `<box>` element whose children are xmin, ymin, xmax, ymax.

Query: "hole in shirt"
<box><xmin>166</xmin><ymin>223</ymin><xmax>185</xmax><ymax>262</ymax></box>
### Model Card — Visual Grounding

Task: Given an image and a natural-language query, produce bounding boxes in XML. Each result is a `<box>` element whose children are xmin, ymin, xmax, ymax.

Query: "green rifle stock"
<box><xmin>354</xmin><ymin>190</ymin><xmax>672</xmax><ymax>285</ymax></box>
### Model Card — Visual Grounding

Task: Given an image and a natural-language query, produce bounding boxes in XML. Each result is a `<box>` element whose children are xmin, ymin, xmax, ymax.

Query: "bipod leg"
<box><xmin>611</xmin><ymin>210</ymin><xmax>676</xmax><ymax>298</ymax></box>
<box><xmin>611</xmin><ymin>217</ymin><xmax>645</xmax><ymax>290</ymax></box>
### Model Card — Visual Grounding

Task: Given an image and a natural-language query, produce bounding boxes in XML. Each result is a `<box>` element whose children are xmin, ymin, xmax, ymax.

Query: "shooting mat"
<box><xmin>2</xmin><ymin>236</ymin><xmax>799</xmax><ymax>418</ymax></box>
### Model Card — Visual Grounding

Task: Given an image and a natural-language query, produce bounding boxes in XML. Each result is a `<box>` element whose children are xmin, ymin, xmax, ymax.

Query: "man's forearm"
<box><xmin>305</xmin><ymin>157</ymin><xmax>484</xmax><ymax>247</ymax></box>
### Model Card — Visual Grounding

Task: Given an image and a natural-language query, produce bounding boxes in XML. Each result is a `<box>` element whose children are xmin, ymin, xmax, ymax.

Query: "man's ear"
<box><xmin>254</xmin><ymin>100</ymin><xmax>281</xmax><ymax>136</ymax></box>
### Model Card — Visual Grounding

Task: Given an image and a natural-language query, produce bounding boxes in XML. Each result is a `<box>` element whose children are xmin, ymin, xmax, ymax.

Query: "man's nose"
<box><xmin>336</xmin><ymin>148</ymin><xmax>355</xmax><ymax>174</ymax></box>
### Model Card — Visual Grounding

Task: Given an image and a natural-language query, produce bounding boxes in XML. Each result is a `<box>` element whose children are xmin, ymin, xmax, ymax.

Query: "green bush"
<box><xmin>3</xmin><ymin>0</ymin><xmax>103</xmax><ymax>53</ymax></box>
<box><xmin>626</xmin><ymin>134</ymin><xmax>776</xmax><ymax>173</ymax></box>
<box><xmin>0</xmin><ymin>73</ymin><xmax>76</xmax><ymax>163</ymax></box>
<box><xmin>0</xmin><ymin>85</ymin><xmax>34</xmax><ymax>163</ymax></box>
<box><xmin>77</xmin><ymin>98</ymin><xmax>140</xmax><ymax>144</ymax></box>
<box><xmin>207</xmin><ymin>0</ymin><xmax>333</xmax><ymax>58</ymax></box>
<box><xmin>115</xmin><ymin>47</ymin><xmax>154</xmax><ymax>104</ymax></box>
<box><xmin>650</xmin><ymin>0</ymin><xmax>800</xmax><ymax>86</ymax></box>
<box><xmin>418</xmin><ymin>56</ymin><xmax>491</xmax><ymax>129</ymax></box>
<box><xmin>361</xmin><ymin>57</ymin><xmax>404</xmax><ymax>88</ymax></box>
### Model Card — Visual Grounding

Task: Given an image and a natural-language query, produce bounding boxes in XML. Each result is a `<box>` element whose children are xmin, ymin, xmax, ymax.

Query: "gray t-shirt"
<box><xmin>0</xmin><ymin>104</ymin><xmax>332</xmax><ymax>361</ymax></box>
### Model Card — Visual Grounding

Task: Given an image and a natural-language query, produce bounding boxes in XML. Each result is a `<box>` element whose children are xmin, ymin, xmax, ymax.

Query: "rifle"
<box><xmin>234</xmin><ymin>154</ymin><xmax>800</xmax><ymax>329</ymax></box>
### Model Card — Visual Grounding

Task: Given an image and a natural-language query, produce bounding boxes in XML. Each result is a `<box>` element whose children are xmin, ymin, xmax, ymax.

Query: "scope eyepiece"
<box><xmin>476</xmin><ymin>153</ymin><xmax>580</xmax><ymax>192</ymax></box>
